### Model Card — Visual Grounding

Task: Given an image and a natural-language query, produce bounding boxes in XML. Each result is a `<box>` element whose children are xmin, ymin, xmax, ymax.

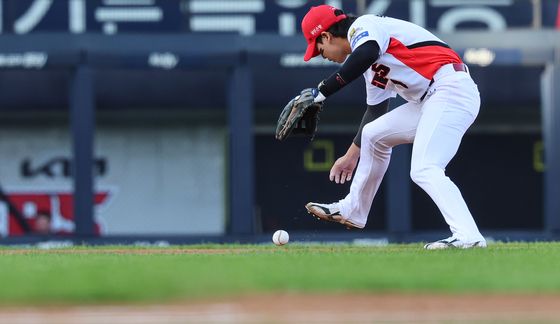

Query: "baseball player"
<box><xmin>299</xmin><ymin>5</ymin><xmax>486</xmax><ymax>249</ymax></box>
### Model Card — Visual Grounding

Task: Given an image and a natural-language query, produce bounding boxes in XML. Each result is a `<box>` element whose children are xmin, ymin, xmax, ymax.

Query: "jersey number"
<box><xmin>371</xmin><ymin>64</ymin><xmax>390</xmax><ymax>89</ymax></box>
<box><xmin>370</xmin><ymin>64</ymin><xmax>409</xmax><ymax>90</ymax></box>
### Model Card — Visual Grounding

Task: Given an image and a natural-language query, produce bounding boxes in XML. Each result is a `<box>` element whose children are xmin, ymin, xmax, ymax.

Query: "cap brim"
<box><xmin>303</xmin><ymin>39</ymin><xmax>319</xmax><ymax>61</ymax></box>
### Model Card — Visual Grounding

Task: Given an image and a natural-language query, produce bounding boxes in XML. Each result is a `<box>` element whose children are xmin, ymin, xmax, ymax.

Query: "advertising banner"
<box><xmin>0</xmin><ymin>0</ymin><xmax>556</xmax><ymax>35</ymax></box>
<box><xmin>0</xmin><ymin>124</ymin><xmax>226</xmax><ymax>236</ymax></box>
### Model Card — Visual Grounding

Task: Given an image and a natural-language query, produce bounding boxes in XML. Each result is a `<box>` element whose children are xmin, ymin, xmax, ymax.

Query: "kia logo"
<box><xmin>21</xmin><ymin>157</ymin><xmax>107</xmax><ymax>178</ymax></box>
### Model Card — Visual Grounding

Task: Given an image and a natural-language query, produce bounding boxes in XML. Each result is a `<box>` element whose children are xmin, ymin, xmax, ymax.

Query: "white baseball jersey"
<box><xmin>348</xmin><ymin>15</ymin><xmax>463</xmax><ymax>104</ymax></box>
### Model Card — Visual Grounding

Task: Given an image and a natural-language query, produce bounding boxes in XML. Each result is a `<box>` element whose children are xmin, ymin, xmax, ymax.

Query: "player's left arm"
<box><xmin>313</xmin><ymin>40</ymin><xmax>381</xmax><ymax>103</ymax></box>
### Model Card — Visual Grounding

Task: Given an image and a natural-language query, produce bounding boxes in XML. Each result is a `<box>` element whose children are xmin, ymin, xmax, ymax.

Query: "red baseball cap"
<box><xmin>301</xmin><ymin>5</ymin><xmax>347</xmax><ymax>61</ymax></box>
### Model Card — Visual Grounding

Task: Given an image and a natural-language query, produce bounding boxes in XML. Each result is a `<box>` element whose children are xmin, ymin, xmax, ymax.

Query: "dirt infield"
<box><xmin>2</xmin><ymin>293</ymin><xmax>560</xmax><ymax>323</ymax></box>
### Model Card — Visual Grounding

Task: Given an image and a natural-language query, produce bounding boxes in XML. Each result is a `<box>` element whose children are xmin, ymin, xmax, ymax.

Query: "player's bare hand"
<box><xmin>329</xmin><ymin>155</ymin><xmax>358</xmax><ymax>184</ymax></box>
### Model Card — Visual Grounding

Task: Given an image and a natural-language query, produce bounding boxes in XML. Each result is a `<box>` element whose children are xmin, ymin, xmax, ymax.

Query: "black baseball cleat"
<box><xmin>305</xmin><ymin>202</ymin><xmax>363</xmax><ymax>229</ymax></box>
<box><xmin>423</xmin><ymin>236</ymin><xmax>487</xmax><ymax>250</ymax></box>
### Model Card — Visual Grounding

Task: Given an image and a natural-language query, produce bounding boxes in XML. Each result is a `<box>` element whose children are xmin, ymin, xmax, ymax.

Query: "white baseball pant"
<box><xmin>338</xmin><ymin>64</ymin><xmax>484</xmax><ymax>243</ymax></box>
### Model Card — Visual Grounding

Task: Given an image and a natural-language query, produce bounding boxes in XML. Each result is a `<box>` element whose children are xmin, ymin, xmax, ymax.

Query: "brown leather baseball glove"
<box><xmin>275</xmin><ymin>88</ymin><xmax>323</xmax><ymax>141</ymax></box>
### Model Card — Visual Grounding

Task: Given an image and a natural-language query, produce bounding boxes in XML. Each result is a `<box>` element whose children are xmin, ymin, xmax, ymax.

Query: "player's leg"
<box><xmin>410</xmin><ymin>72</ymin><xmax>485</xmax><ymax>247</ymax></box>
<box><xmin>334</xmin><ymin>101</ymin><xmax>420</xmax><ymax>227</ymax></box>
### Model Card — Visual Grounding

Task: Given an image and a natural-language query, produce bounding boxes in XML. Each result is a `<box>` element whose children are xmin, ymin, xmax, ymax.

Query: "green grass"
<box><xmin>0</xmin><ymin>242</ymin><xmax>559</xmax><ymax>304</ymax></box>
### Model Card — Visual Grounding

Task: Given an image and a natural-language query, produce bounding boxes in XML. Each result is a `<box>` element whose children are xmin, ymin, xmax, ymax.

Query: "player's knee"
<box><xmin>362</xmin><ymin>122</ymin><xmax>389</xmax><ymax>148</ymax></box>
<box><xmin>361</xmin><ymin>123</ymin><xmax>378</xmax><ymax>143</ymax></box>
<box><xmin>409</xmin><ymin>167</ymin><xmax>423</xmax><ymax>185</ymax></box>
<box><xmin>410</xmin><ymin>164</ymin><xmax>439</xmax><ymax>185</ymax></box>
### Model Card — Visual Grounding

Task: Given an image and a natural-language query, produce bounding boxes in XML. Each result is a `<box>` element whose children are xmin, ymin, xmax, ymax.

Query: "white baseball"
<box><xmin>272</xmin><ymin>230</ymin><xmax>289</xmax><ymax>246</ymax></box>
